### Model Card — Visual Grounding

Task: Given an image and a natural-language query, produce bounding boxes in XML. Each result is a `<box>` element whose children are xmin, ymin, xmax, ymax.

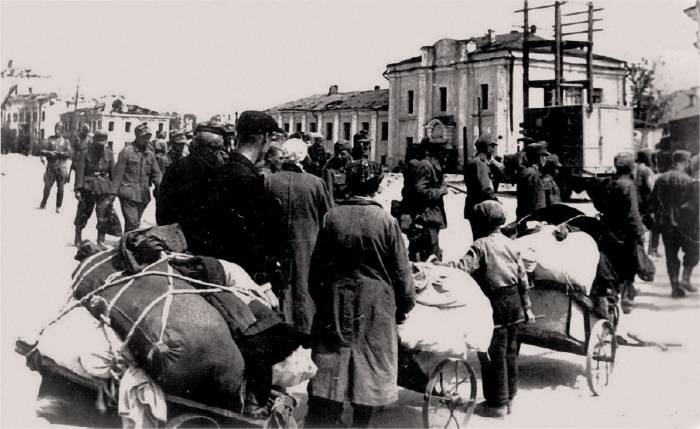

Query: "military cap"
<box><xmin>672</xmin><ymin>149</ymin><xmax>691</xmax><ymax>163</ymax></box>
<box><xmin>472</xmin><ymin>200</ymin><xmax>506</xmax><ymax>229</ymax></box>
<box><xmin>195</xmin><ymin>121</ymin><xmax>236</xmax><ymax>137</ymax></box>
<box><xmin>475</xmin><ymin>133</ymin><xmax>498</xmax><ymax>152</ymax></box>
<box><xmin>614</xmin><ymin>151</ymin><xmax>635</xmax><ymax>169</ymax></box>
<box><xmin>93</xmin><ymin>130</ymin><xmax>108</xmax><ymax>141</ymax></box>
<box><xmin>170</xmin><ymin>130</ymin><xmax>187</xmax><ymax>144</ymax></box>
<box><xmin>334</xmin><ymin>139</ymin><xmax>352</xmax><ymax>154</ymax></box>
<box><xmin>236</xmin><ymin>111</ymin><xmax>283</xmax><ymax>135</ymax></box>
<box><xmin>134</xmin><ymin>123</ymin><xmax>152</xmax><ymax>137</ymax></box>
<box><xmin>525</xmin><ymin>142</ymin><xmax>551</xmax><ymax>158</ymax></box>
<box><xmin>347</xmin><ymin>159</ymin><xmax>384</xmax><ymax>196</ymax></box>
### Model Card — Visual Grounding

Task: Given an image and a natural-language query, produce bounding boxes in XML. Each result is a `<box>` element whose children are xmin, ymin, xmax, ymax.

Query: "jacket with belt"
<box><xmin>110</xmin><ymin>144</ymin><xmax>162</xmax><ymax>203</ymax></box>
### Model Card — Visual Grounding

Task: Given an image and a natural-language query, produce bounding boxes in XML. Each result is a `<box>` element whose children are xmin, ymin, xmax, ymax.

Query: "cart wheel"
<box><xmin>422</xmin><ymin>358</ymin><xmax>477</xmax><ymax>428</ymax></box>
<box><xmin>586</xmin><ymin>319</ymin><xmax>617</xmax><ymax>396</ymax></box>
<box><xmin>165</xmin><ymin>413</ymin><xmax>221</xmax><ymax>428</ymax></box>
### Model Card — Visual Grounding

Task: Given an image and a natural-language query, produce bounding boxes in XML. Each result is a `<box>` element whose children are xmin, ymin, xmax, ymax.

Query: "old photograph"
<box><xmin>1</xmin><ymin>0</ymin><xmax>699</xmax><ymax>427</ymax></box>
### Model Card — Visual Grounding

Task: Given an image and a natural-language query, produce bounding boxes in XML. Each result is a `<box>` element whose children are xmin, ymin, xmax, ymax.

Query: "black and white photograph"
<box><xmin>1</xmin><ymin>0</ymin><xmax>699</xmax><ymax>427</ymax></box>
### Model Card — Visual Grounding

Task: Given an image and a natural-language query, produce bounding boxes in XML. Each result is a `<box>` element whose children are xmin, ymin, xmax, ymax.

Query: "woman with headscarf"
<box><xmin>265</xmin><ymin>138</ymin><xmax>333</xmax><ymax>334</ymax></box>
<box><xmin>306</xmin><ymin>159</ymin><xmax>414</xmax><ymax>428</ymax></box>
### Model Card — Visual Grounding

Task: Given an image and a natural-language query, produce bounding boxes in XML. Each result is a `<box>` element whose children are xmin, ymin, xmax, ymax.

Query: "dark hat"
<box><xmin>525</xmin><ymin>142</ymin><xmax>550</xmax><ymax>158</ymax></box>
<box><xmin>672</xmin><ymin>149</ymin><xmax>691</xmax><ymax>163</ymax></box>
<box><xmin>546</xmin><ymin>154</ymin><xmax>562</xmax><ymax>168</ymax></box>
<box><xmin>93</xmin><ymin>130</ymin><xmax>108</xmax><ymax>141</ymax></box>
<box><xmin>614</xmin><ymin>151</ymin><xmax>635</xmax><ymax>169</ymax></box>
<box><xmin>134</xmin><ymin>123</ymin><xmax>152</xmax><ymax>137</ymax></box>
<box><xmin>195</xmin><ymin>121</ymin><xmax>235</xmax><ymax>137</ymax></box>
<box><xmin>472</xmin><ymin>200</ymin><xmax>506</xmax><ymax>229</ymax></box>
<box><xmin>236</xmin><ymin>111</ymin><xmax>283</xmax><ymax>135</ymax></box>
<box><xmin>169</xmin><ymin>130</ymin><xmax>187</xmax><ymax>144</ymax></box>
<box><xmin>334</xmin><ymin>139</ymin><xmax>352</xmax><ymax>154</ymax></box>
<box><xmin>347</xmin><ymin>159</ymin><xmax>384</xmax><ymax>196</ymax></box>
<box><xmin>475</xmin><ymin>133</ymin><xmax>497</xmax><ymax>152</ymax></box>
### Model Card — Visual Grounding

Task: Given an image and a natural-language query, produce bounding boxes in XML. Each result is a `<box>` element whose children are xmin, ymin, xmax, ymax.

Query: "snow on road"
<box><xmin>2</xmin><ymin>154</ymin><xmax>699</xmax><ymax>428</ymax></box>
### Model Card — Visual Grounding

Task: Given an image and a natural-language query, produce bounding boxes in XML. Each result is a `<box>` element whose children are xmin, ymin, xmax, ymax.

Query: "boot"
<box><xmin>680</xmin><ymin>267</ymin><xmax>698</xmax><ymax>292</ymax></box>
<box><xmin>475</xmin><ymin>401</ymin><xmax>506</xmax><ymax>419</ymax></box>
<box><xmin>74</xmin><ymin>227</ymin><xmax>83</xmax><ymax>247</ymax></box>
<box><xmin>97</xmin><ymin>232</ymin><xmax>108</xmax><ymax>250</ymax></box>
<box><xmin>671</xmin><ymin>281</ymin><xmax>687</xmax><ymax>298</ymax></box>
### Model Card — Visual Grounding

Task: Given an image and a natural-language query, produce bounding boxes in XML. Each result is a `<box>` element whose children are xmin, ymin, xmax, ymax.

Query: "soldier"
<box><xmin>73</xmin><ymin>131</ymin><xmax>121</xmax><ymax>248</ymax></box>
<box><xmin>39</xmin><ymin>122</ymin><xmax>73</xmax><ymax>213</ymax></box>
<box><xmin>70</xmin><ymin>124</ymin><xmax>92</xmax><ymax>181</ymax></box>
<box><xmin>464</xmin><ymin>133</ymin><xmax>499</xmax><ymax>220</ymax></box>
<box><xmin>542</xmin><ymin>154</ymin><xmax>562</xmax><ymax>207</ymax></box>
<box><xmin>109</xmin><ymin>124</ymin><xmax>162</xmax><ymax>232</ymax></box>
<box><xmin>352</xmin><ymin>129</ymin><xmax>372</xmax><ymax>159</ymax></box>
<box><xmin>166</xmin><ymin>130</ymin><xmax>189</xmax><ymax>167</ymax></box>
<box><xmin>304</xmin><ymin>132</ymin><xmax>328</xmax><ymax>178</ymax></box>
<box><xmin>649</xmin><ymin>150</ymin><xmax>697</xmax><ymax>297</ymax></box>
<box><xmin>153</xmin><ymin>138</ymin><xmax>170</xmax><ymax>173</ymax></box>
<box><xmin>516</xmin><ymin>142</ymin><xmax>548</xmax><ymax>220</ymax></box>
<box><xmin>324</xmin><ymin>139</ymin><xmax>353</xmax><ymax>203</ymax></box>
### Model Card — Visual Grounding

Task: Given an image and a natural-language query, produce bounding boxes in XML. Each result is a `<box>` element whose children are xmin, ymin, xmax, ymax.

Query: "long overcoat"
<box><xmin>266</xmin><ymin>163</ymin><xmax>332</xmax><ymax>334</ymax></box>
<box><xmin>308</xmin><ymin>197</ymin><xmax>415</xmax><ymax>406</ymax></box>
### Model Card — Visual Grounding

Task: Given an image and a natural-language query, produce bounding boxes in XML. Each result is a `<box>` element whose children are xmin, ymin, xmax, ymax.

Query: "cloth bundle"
<box><xmin>271</xmin><ymin>346</ymin><xmax>317</xmax><ymax>387</ymax></box>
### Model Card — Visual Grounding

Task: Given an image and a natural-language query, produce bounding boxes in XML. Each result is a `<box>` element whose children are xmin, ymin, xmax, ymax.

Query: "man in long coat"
<box><xmin>266</xmin><ymin>138</ymin><xmax>332</xmax><ymax>334</ymax></box>
<box><xmin>306</xmin><ymin>160</ymin><xmax>414</xmax><ymax>428</ymax></box>
<box><xmin>464</xmin><ymin>133</ymin><xmax>499</xmax><ymax>220</ymax></box>
<box><xmin>516</xmin><ymin>142</ymin><xmax>548</xmax><ymax>220</ymax></box>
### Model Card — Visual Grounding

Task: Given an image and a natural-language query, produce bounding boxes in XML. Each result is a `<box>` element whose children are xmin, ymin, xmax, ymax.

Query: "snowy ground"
<box><xmin>1</xmin><ymin>153</ymin><xmax>699</xmax><ymax>428</ymax></box>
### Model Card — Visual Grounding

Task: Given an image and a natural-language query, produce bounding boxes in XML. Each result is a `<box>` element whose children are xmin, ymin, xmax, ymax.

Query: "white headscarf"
<box><xmin>281</xmin><ymin>138</ymin><xmax>308</xmax><ymax>163</ymax></box>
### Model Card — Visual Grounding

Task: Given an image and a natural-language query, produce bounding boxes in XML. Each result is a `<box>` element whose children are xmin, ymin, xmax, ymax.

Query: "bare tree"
<box><xmin>628</xmin><ymin>58</ymin><xmax>670</xmax><ymax>127</ymax></box>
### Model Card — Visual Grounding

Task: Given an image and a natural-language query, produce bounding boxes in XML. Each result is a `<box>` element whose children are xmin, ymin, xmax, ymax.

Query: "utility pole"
<box><xmin>74</xmin><ymin>78</ymin><xmax>80</xmax><ymax>111</ymax></box>
<box><xmin>523</xmin><ymin>0</ymin><xmax>530</xmax><ymax>110</ymax></box>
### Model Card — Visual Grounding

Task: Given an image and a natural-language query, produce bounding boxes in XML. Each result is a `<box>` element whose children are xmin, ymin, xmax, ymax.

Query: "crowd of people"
<box><xmin>33</xmin><ymin>112</ymin><xmax>699</xmax><ymax>424</ymax></box>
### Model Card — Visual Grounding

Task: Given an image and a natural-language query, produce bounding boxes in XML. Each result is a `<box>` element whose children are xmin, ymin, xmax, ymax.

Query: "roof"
<box><xmin>665</xmin><ymin>87</ymin><xmax>700</xmax><ymax>122</ymax></box>
<box><xmin>65</xmin><ymin>97</ymin><xmax>169</xmax><ymax>117</ymax></box>
<box><xmin>268</xmin><ymin>88</ymin><xmax>389</xmax><ymax>112</ymax></box>
<box><xmin>387</xmin><ymin>31</ymin><xmax>624</xmax><ymax>67</ymax></box>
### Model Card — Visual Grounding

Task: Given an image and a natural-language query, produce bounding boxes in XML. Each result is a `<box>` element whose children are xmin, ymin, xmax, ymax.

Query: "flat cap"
<box><xmin>673</xmin><ymin>149</ymin><xmax>691</xmax><ymax>163</ymax></box>
<box><xmin>334</xmin><ymin>139</ymin><xmax>352</xmax><ymax>154</ymax></box>
<box><xmin>472</xmin><ymin>200</ymin><xmax>506</xmax><ymax>228</ymax></box>
<box><xmin>236</xmin><ymin>111</ymin><xmax>283</xmax><ymax>135</ymax></box>
<box><xmin>93</xmin><ymin>130</ymin><xmax>108</xmax><ymax>141</ymax></box>
<box><xmin>475</xmin><ymin>133</ymin><xmax>498</xmax><ymax>151</ymax></box>
<box><xmin>134</xmin><ymin>123</ymin><xmax>152</xmax><ymax>136</ymax></box>
<box><xmin>195</xmin><ymin>121</ymin><xmax>235</xmax><ymax>137</ymax></box>
<box><xmin>614</xmin><ymin>151</ymin><xmax>635</xmax><ymax>169</ymax></box>
<box><xmin>525</xmin><ymin>141</ymin><xmax>551</xmax><ymax>157</ymax></box>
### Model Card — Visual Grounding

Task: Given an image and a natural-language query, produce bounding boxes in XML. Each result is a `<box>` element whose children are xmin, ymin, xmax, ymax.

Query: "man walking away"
<box><xmin>109</xmin><ymin>124</ymin><xmax>162</xmax><ymax>232</ymax></box>
<box><xmin>266</xmin><ymin>138</ymin><xmax>332</xmax><ymax>334</ymax></box>
<box><xmin>464</xmin><ymin>133</ymin><xmax>499</xmax><ymax>220</ymax></box>
<box><xmin>39</xmin><ymin>122</ymin><xmax>73</xmax><ymax>213</ymax></box>
<box><xmin>73</xmin><ymin>131</ymin><xmax>121</xmax><ymax>248</ymax></box>
<box><xmin>649</xmin><ymin>150</ymin><xmax>697</xmax><ymax>297</ymax></box>
<box><xmin>516</xmin><ymin>142</ymin><xmax>548</xmax><ymax>220</ymax></box>
<box><xmin>542</xmin><ymin>155</ymin><xmax>562</xmax><ymax>207</ymax></box>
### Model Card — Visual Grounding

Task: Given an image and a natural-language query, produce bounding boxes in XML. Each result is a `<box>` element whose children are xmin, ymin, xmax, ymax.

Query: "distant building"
<box><xmin>663</xmin><ymin>86</ymin><xmax>700</xmax><ymax>154</ymax></box>
<box><xmin>384</xmin><ymin>30</ymin><xmax>628</xmax><ymax>168</ymax></box>
<box><xmin>60</xmin><ymin>97</ymin><xmax>175</xmax><ymax>153</ymax></box>
<box><xmin>267</xmin><ymin>85</ymin><xmax>390</xmax><ymax>163</ymax></box>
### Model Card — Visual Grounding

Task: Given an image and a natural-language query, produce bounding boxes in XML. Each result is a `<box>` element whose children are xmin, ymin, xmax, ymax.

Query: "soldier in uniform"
<box><xmin>166</xmin><ymin>130</ymin><xmax>189</xmax><ymax>166</ymax></box>
<box><xmin>304</xmin><ymin>132</ymin><xmax>329</xmax><ymax>178</ymax></box>
<box><xmin>352</xmin><ymin>129</ymin><xmax>372</xmax><ymax>160</ymax></box>
<box><xmin>542</xmin><ymin>155</ymin><xmax>562</xmax><ymax>207</ymax></box>
<box><xmin>516</xmin><ymin>142</ymin><xmax>548</xmax><ymax>220</ymax></box>
<box><xmin>70</xmin><ymin>124</ymin><xmax>92</xmax><ymax>181</ymax></box>
<box><xmin>154</xmin><ymin>138</ymin><xmax>170</xmax><ymax>173</ymax></box>
<box><xmin>109</xmin><ymin>124</ymin><xmax>162</xmax><ymax>232</ymax></box>
<box><xmin>464</xmin><ymin>133</ymin><xmax>499</xmax><ymax>220</ymax></box>
<box><xmin>73</xmin><ymin>131</ymin><xmax>121</xmax><ymax>248</ymax></box>
<box><xmin>39</xmin><ymin>122</ymin><xmax>73</xmax><ymax>213</ymax></box>
<box><xmin>324</xmin><ymin>139</ymin><xmax>353</xmax><ymax>203</ymax></box>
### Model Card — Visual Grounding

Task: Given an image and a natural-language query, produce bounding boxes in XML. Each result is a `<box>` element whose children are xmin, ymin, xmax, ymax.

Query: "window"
<box><xmin>381</xmin><ymin>122</ymin><xmax>388</xmax><ymax>141</ymax></box>
<box><xmin>158</xmin><ymin>122</ymin><xmax>164</xmax><ymax>132</ymax></box>
<box><xmin>108</xmin><ymin>121</ymin><xmax>114</xmax><ymax>131</ymax></box>
<box><xmin>41</xmin><ymin>111</ymin><xmax>45</xmax><ymax>122</ymax></box>
<box><xmin>565</xmin><ymin>88</ymin><xmax>583</xmax><ymax>105</ymax></box>
<box><xmin>362</xmin><ymin>122</ymin><xmax>370</xmax><ymax>132</ymax></box>
<box><xmin>296</xmin><ymin>123</ymin><xmax>302</xmax><ymax>133</ymax></box>
<box><xmin>33</xmin><ymin>111</ymin><xmax>37</xmax><ymax>122</ymax></box>
<box><xmin>12</xmin><ymin>113</ymin><xmax>17</xmax><ymax>122</ymax></box>
<box><xmin>592</xmin><ymin>88</ymin><xmax>603</xmax><ymax>104</ymax></box>
<box><xmin>309</xmin><ymin>122</ymin><xmax>317</xmax><ymax>133</ymax></box>
<box><xmin>125</xmin><ymin>122</ymin><xmax>132</xmax><ymax>132</ymax></box>
<box><xmin>284</xmin><ymin>123</ymin><xmax>290</xmax><ymax>132</ymax></box>
<box><xmin>19</xmin><ymin>111</ymin><xmax>24</xmax><ymax>122</ymax></box>
<box><xmin>98</xmin><ymin>120</ymin><xmax>102</xmax><ymax>130</ymax></box>
<box><xmin>407</xmin><ymin>90</ymin><xmax>414</xmax><ymax>114</ymax></box>
<box><xmin>439</xmin><ymin>87</ymin><xmax>447</xmax><ymax>112</ymax></box>
<box><xmin>40</xmin><ymin>129</ymin><xmax>45</xmax><ymax>140</ymax></box>
<box><xmin>326</xmin><ymin>123</ymin><xmax>333</xmax><ymax>140</ymax></box>
<box><xmin>480</xmin><ymin>84</ymin><xmax>489</xmax><ymax>110</ymax></box>
<box><xmin>108</xmin><ymin>141</ymin><xmax>114</xmax><ymax>151</ymax></box>
<box><xmin>343</xmin><ymin>122</ymin><xmax>351</xmax><ymax>140</ymax></box>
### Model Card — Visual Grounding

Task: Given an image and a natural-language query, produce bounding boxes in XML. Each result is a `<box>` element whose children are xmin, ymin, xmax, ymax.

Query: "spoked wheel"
<box><xmin>165</xmin><ymin>413</ymin><xmax>221</xmax><ymax>428</ymax></box>
<box><xmin>586</xmin><ymin>319</ymin><xmax>617</xmax><ymax>396</ymax></box>
<box><xmin>422</xmin><ymin>358</ymin><xmax>477</xmax><ymax>428</ymax></box>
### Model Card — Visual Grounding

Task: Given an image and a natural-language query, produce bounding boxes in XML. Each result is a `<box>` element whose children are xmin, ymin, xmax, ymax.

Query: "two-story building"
<box><xmin>267</xmin><ymin>85</ymin><xmax>390</xmax><ymax>163</ymax></box>
<box><xmin>384</xmin><ymin>30</ymin><xmax>628</xmax><ymax>168</ymax></box>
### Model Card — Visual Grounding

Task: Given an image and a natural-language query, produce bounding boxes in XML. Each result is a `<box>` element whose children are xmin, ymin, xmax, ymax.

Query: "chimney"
<box><xmin>328</xmin><ymin>85</ymin><xmax>339</xmax><ymax>95</ymax></box>
<box><xmin>530</xmin><ymin>25</ymin><xmax>537</xmax><ymax>34</ymax></box>
<box><xmin>487</xmin><ymin>29</ymin><xmax>495</xmax><ymax>45</ymax></box>
<box><xmin>374</xmin><ymin>85</ymin><xmax>380</xmax><ymax>91</ymax></box>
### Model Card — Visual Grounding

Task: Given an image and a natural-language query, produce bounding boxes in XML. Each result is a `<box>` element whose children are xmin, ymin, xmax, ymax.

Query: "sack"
<box><xmin>271</xmin><ymin>346</ymin><xmax>317</xmax><ymax>387</ymax></box>
<box><xmin>635</xmin><ymin>242</ymin><xmax>655</xmax><ymax>282</ymax></box>
<box><xmin>391</xmin><ymin>200</ymin><xmax>413</xmax><ymax>232</ymax></box>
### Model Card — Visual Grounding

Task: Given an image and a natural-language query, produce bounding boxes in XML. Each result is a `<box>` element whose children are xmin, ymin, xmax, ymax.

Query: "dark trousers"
<box><xmin>478</xmin><ymin>325</ymin><xmax>520</xmax><ymax>407</ymax></box>
<box><xmin>74</xmin><ymin>192</ymin><xmax>120</xmax><ymax>235</ymax></box>
<box><xmin>408</xmin><ymin>225</ymin><xmax>442</xmax><ymax>262</ymax></box>
<box><xmin>41</xmin><ymin>168</ymin><xmax>67</xmax><ymax>209</ymax></box>
<box><xmin>661</xmin><ymin>227</ymin><xmax>700</xmax><ymax>284</ymax></box>
<box><xmin>119</xmin><ymin>198</ymin><xmax>147</xmax><ymax>232</ymax></box>
<box><xmin>305</xmin><ymin>395</ymin><xmax>374</xmax><ymax>428</ymax></box>
<box><xmin>649</xmin><ymin>230</ymin><xmax>660</xmax><ymax>252</ymax></box>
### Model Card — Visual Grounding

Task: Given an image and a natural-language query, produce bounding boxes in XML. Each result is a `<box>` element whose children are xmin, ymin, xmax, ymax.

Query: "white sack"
<box><xmin>516</xmin><ymin>225</ymin><xmax>599</xmax><ymax>294</ymax></box>
<box><xmin>272</xmin><ymin>346</ymin><xmax>318</xmax><ymax>387</ymax></box>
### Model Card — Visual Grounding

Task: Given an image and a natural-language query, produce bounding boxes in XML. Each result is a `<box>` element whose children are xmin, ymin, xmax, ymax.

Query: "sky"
<box><xmin>1</xmin><ymin>0</ymin><xmax>698</xmax><ymax>119</ymax></box>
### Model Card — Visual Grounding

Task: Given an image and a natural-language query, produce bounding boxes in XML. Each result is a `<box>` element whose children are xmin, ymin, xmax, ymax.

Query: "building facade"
<box><xmin>267</xmin><ymin>85</ymin><xmax>390</xmax><ymax>163</ymax></box>
<box><xmin>384</xmin><ymin>31</ymin><xmax>628</xmax><ymax>168</ymax></box>
<box><xmin>60</xmin><ymin>97</ymin><xmax>174</xmax><ymax>153</ymax></box>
